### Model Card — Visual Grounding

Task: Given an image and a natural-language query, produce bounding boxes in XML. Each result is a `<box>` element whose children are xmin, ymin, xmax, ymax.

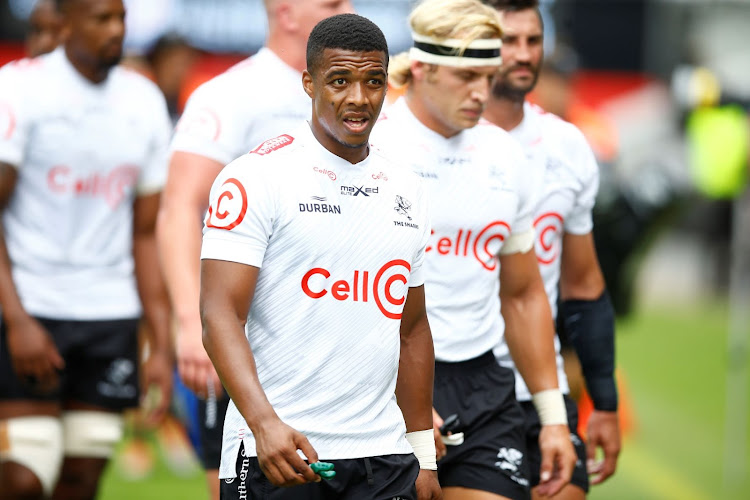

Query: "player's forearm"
<box><xmin>202</xmin><ymin>309</ymin><xmax>277</xmax><ymax>429</ymax></box>
<box><xmin>155</xmin><ymin>200</ymin><xmax>202</xmax><ymax>324</ymax></box>
<box><xmin>0</xmin><ymin>164</ymin><xmax>26</xmax><ymax>325</ymax></box>
<box><xmin>134</xmin><ymin>232</ymin><xmax>173</xmax><ymax>356</ymax></box>
<box><xmin>396</xmin><ymin>313</ymin><xmax>435</xmax><ymax>432</ymax></box>
<box><xmin>502</xmin><ymin>288</ymin><xmax>559</xmax><ymax>394</ymax></box>
<box><xmin>560</xmin><ymin>292</ymin><xmax>618</xmax><ymax>411</ymax></box>
<box><xmin>0</xmin><ymin>224</ymin><xmax>27</xmax><ymax>326</ymax></box>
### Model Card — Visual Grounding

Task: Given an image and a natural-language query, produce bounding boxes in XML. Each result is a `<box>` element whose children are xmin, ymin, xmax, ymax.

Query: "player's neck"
<box><xmin>266</xmin><ymin>35</ymin><xmax>306</xmax><ymax>73</ymax></box>
<box><xmin>64</xmin><ymin>45</ymin><xmax>110</xmax><ymax>84</ymax></box>
<box><xmin>308</xmin><ymin>121</ymin><xmax>369</xmax><ymax>165</ymax></box>
<box><xmin>484</xmin><ymin>95</ymin><xmax>525</xmax><ymax>132</ymax></box>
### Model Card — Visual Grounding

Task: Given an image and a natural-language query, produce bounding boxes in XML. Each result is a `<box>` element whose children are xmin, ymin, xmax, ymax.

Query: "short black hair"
<box><xmin>306</xmin><ymin>14</ymin><xmax>389</xmax><ymax>74</ymax></box>
<box><xmin>482</xmin><ymin>0</ymin><xmax>543</xmax><ymax>31</ymax></box>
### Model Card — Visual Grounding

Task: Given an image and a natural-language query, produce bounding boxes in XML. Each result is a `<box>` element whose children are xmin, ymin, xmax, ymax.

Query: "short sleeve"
<box><xmin>137</xmin><ymin>89</ymin><xmax>171</xmax><ymax>195</ymax></box>
<box><xmin>500</xmin><ymin>141</ymin><xmax>538</xmax><ymax>255</ymax></box>
<box><xmin>0</xmin><ymin>65</ymin><xmax>30</xmax><ymax>168</ymax></box>
<box><xmin>510</xmin><ymin>144</ymin><xmax>537</xmax><ymax>236</ymax></box>
<box><xmin>170</xmin><ymin>80</ymin><xmax>249</xmax><ymax>166</ymax></box>
<box><xmin>564</xmin><ymin>128</ymin><xmax>599</xmax><ymax>235</ymax></box>
<box><xmin>408</xmin><ymin>180</ymin><xmax>431</xmax><ymax>288</ymax></box>
<box><xmin>200</xmin><ymin>156</ymin><xmax>277</xmax><ymax>268</ymax></box>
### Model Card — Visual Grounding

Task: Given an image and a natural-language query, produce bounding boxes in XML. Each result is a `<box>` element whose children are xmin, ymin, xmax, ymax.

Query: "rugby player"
<box><xmin>0</xmin><ymin>0</ymin><xmax>173</xmax><ymax>498</ymax></box>
<box><xmin>370</xmin><ymin>0</ymin><xmax>577</xmax><ymax>498</ymax></box>
<box><xmin>200</xmin><ymin>13</ymin><xmax>441</xmax><ymax>500</ymax></box>
<box><xmin>155</xmin><ymin>2</ymin><xmax>354</xmax><ymax>497</ymax></box>
<box><xmin>26</xmin><ymin>0</ymin><xmax>63</xmax><ymax>57</ymax></box>
<box><xmin>483</xmin><ymin>1</ymin><xmax>621</xmax><ymax>497</ymax></box>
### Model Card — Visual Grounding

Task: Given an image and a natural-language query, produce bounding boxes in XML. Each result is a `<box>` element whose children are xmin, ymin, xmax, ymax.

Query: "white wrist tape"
<box><xmin>405</xmin><ymin>429</ymin><xmax>438</xmax><ymax>470</ymax></box>
<box><xmin>499</xmin><ymin>228</ymin><xmax>535</xmax><ymax>255</ymax></box>
<box><xmin>532</xmin><ymin>389</ymin><xmax>568</xmax><ymax>426</ymax></box>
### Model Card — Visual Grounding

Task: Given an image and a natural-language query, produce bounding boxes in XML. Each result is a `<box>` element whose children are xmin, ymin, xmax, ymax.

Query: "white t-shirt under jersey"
<box><xmin>201</xmin><ymin>124</ymin><xmax>431</xmax><ymax>478</ymax></box>
<box><xmin>0</xmin><ymin>48</ymin><xmax>171</xmax><ymax>320</ymax></box>
<box><xmin>370</xmin><ymin>98</ymin><xmax>536</xmax><ymax>363</ymax></box>
<box><xmin>494</xmin><ymin>102</ymin><xmax>600</xmax><ymax>401</ymax></box>
<box><xmin>171</xmin><ymin>48</ymin><xmax>309</xmax><ymax>165</ymax></box>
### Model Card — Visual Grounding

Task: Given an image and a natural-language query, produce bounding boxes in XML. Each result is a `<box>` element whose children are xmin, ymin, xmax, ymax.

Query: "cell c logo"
<box><xmin>534</xmin><ymin>212</ymin><xmax>563</xmax><ymax>265</ymax></box>
<box><xmin>300</xmin><ymin>259</ymin><xmax>411</xmax><ymax>319</ymax></box>
<box><xmin>206</xmin><ymin>178</ymin><xmax>248</xmax><ymax>230</ymax></box>
<box><xmin>373</xmin><ymin>259</ymin><xmax>411</xmax><ymax>319</ymax></box>
<box><xmin>474</xmin><ymin>221</ymin><xmax>510</xmax><ymax>271</ymax></box>
<box><xmin>426</xmin><ymin>221</ymin><xmax>510</xmax><ymax>272</ymax></box>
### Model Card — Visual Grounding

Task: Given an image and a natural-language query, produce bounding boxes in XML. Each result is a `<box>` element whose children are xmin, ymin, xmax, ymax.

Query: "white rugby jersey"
<box><xmin>370</xmin><ymin>98</ymin><xmax>536</xmax><ymax>363</ymax></box>
<box><xmin>171</xmin><ymin>48</ymin><xmax>309</xmax><ymax>165</ymax></box>
<box><xmin>0</xmin><ymin>48</ymin><xmax>171</xmax><ymax>320</ymax></box>
<box><xmin>201</xmin><ymin>123</ymin><xmax>431</xmax><ymax>477</ymax></box>
<box><xmin>494</xmin><ymin>102</ymin><xmax>599</xmax><ymax>401</ymax></box>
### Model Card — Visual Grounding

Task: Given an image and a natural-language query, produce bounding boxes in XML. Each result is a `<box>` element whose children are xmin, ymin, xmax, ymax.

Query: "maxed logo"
<box><xmin>341</xmin><ymin>185</ymin><xmax>379</xmax><ymax>196</ymax></box>
<box><xmin>427</xmin><ymin>221</ymin><xmax>510</xmax><ymax>271</ymax></box>
<box><xmin>301</xmin><ymin>259</ymin><xmax>411</xmax><ymax>319</ymax></box>
<box><xmin>534</xmin><ymin>212</ymin><xmax>563</xmax><ymax>265</ymax></box>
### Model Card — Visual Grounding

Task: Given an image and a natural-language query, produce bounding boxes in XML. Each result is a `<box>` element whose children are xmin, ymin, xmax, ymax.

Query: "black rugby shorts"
<box><xmin>0</xmin><ymin>317</ymin><xmax>140</xmax><ymax>410</ymax></box>
<box><xmin>220</xmin><ymin>442</ymin><xmax>419</xmax><ymax>500</ymax></box>
<box><xmin>433</xmin><ymin>351</ymin><xmax>531</xmax><ymax>500</ymax></box>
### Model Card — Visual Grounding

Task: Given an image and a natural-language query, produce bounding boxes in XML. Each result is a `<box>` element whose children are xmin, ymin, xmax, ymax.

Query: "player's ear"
<box><xmin>58</xmin><ymin>16</ymin><xmax>73</xmax><ymax>44</ymax></box>
<box><xmin>410</xmin><ymin>61</ymin><xmax>427</xmax><ymax>82</ymax></box>
<box><xmin>276</xmin><ymin>2</ymin><xmax>298</xmax><ymax>33</ymax></box>
<box><xmin>302</xmin><ymin>70</ymin><xmax>315</xmax><ymax>99</ymax></box>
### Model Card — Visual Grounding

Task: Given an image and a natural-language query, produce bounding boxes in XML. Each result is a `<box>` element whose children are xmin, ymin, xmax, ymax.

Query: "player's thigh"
<box><xmin>434</xmin><ymin>353</ymin><xmax>531</xmax><ymax>500</ymax></box>
<box><xmin>1</xmin><ymin>320</ymin><xmax>66</xmax><ymax>497</ymax></box>
<box><xmin>0</xmin><ymin>318</ymin><xmax>70</xmax><ymax>409</ymax></box>
<box><xmin>531</xmin><ymin>483</ymin><xmax>586</xmax><ymax>500</ymax></box>
<box><xmin>521</xmin><ymin>397</ymin><xmax>589</xmax><ymax>494</ymax></box>
<box><xmin>0</xmin><ymin>403</ymin><xmax>64</xmax><ymax>497</ymax></box>
<box><xmin>443</xmin><ymin>486</ymin><xmax>516</xmax><ymax>500</ymax></box>
<box><xmin>52</xmin><ymin>400</ymin><xmax>126</xmax><ymax>498</ymax></box>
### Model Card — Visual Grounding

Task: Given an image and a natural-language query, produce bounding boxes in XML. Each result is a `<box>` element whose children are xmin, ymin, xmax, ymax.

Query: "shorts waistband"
<box><xmin>435</xmin><ymin>351</ymin><xmax>497</xmax><ymax>376</ymax></box>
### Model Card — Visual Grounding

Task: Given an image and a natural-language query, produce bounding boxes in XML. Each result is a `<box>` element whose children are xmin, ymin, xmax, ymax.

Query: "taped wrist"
<box><xmin>405</xmin><ymin>429</ymin><xmax>437</xmax><ymax>470</ymax></box>
<box><xmin>531</xmin><ymin>389</ymin><xmax>568</xmax><ymax>426</ymax></box>
<box><xmin>560</xmin><ymin>291</ymin><xmax>618</xmax><ymax>411</ymax></box>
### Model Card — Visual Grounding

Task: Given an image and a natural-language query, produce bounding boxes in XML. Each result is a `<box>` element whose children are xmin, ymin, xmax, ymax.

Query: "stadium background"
<box><xmin>1</xmin><ymin>0</ymin><xmax>749</xmax><ymax>498</ymax></box>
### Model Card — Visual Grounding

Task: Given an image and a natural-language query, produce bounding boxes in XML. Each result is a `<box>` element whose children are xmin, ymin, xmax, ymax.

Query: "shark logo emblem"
<box><xmin>394</xmin><ymin>195</ymin><xmax>412</xmax><ymax>220</ymax></box>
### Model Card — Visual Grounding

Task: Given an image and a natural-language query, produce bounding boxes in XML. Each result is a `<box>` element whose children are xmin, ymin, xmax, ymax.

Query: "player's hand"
<box><xmin>586</xmin><ymin>410</ymin><xmax>621</xmax><ymax>485</ymax></box>
<box><xmin>415</xmin><ymin>469</ymin><xmax>442</xmax><ymax>499</ymax></box>
<box><xmin>254</xmin><ymin>417</ymin><xmax>321</xmax><ymax>487</ymax></box>
<box><xmin>176</xmin><ymin>314</ymin><xmax>222</xmax><ymax>398</ymax></box>
<box><xmin>5</xmin><ymin>314</ymin><xmax>64</xmax><ymax>393</ymax></box>
<box><xmin>536</xmin><ymin>424</ymin><xmax>576</xmax><ymax>497</ymax></box>
<box><xmin>431</xmin><ymin>408</ymin><xmax>447</xmax><ymax>460</ymax></box>
<box><xmin>140</xmin><ymin>348</ymin><xmax>174</xmax><ymax>426</ymax></box>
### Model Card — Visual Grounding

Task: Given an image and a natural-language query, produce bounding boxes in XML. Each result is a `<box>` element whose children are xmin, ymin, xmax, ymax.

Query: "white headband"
<box><xmin>409</xmin><ymin>33</ymin><xmax>502</xmax><ymax>68</ymax></box>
